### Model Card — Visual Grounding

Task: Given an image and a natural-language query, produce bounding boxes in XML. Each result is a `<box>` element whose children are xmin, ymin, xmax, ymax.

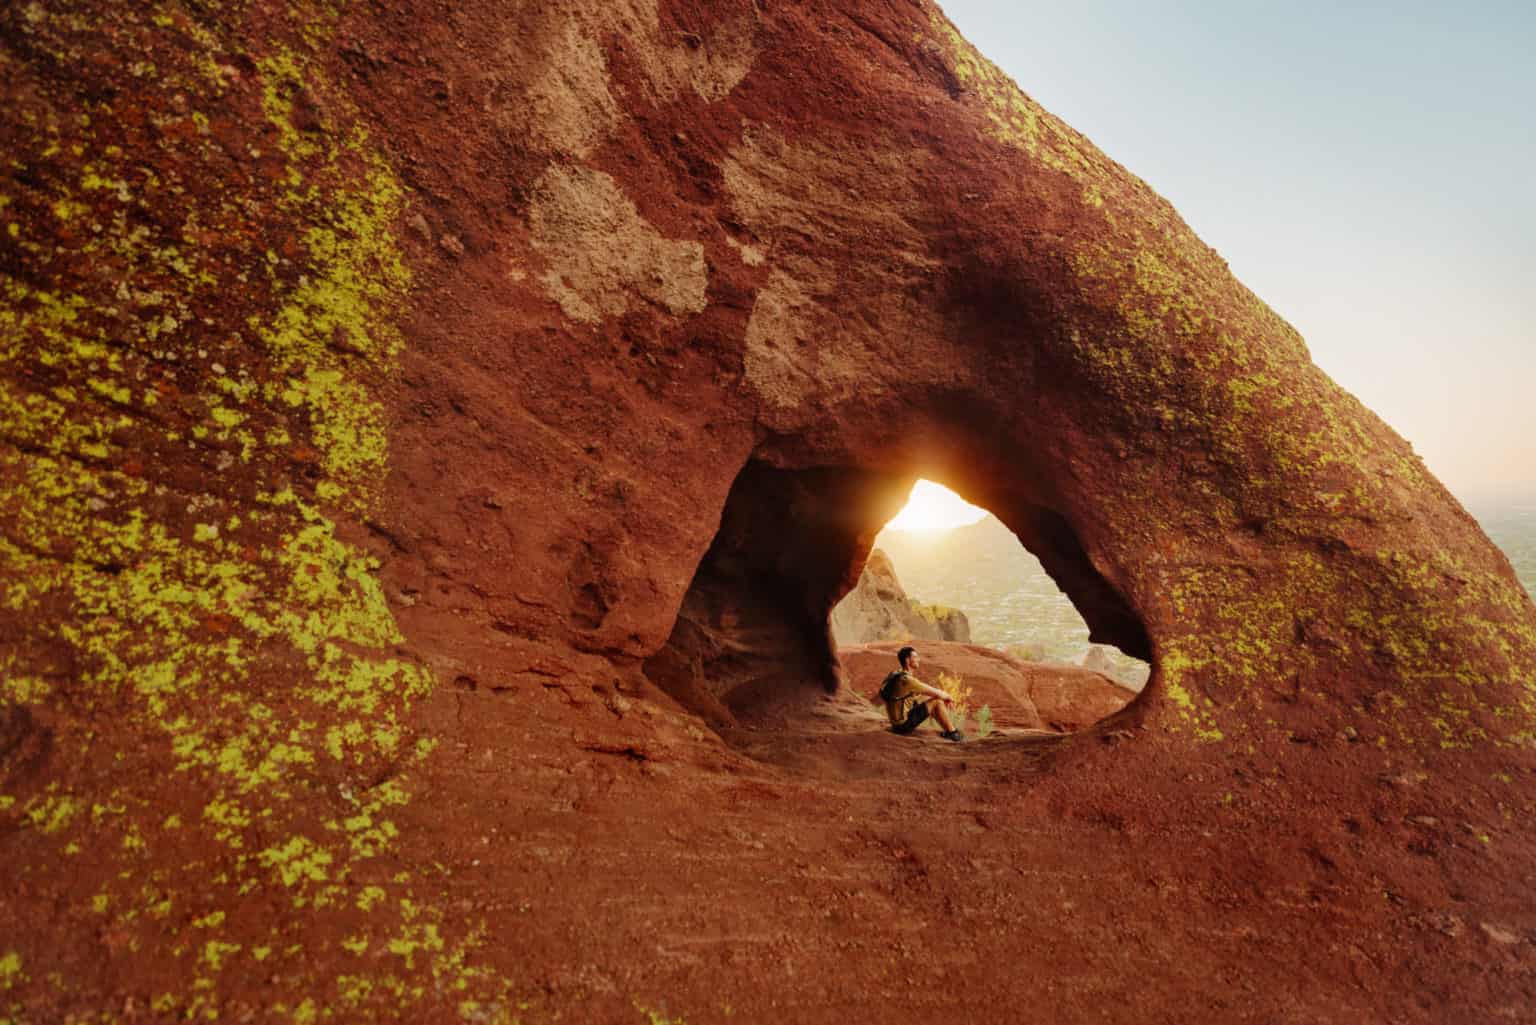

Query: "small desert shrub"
<box><xmin>936</xmin><ymin>670</ymin><xmax>992</xmax><ymax>737</ymax></box>
<box><xmin>935</xmin><ymin>668</ymin><xmax>970</xmax><ymax>708</ymax></box>
<box><xmin>936</xmin><ymin>669</ymin><xmax>971</xmax><ymax>722</ymax></box>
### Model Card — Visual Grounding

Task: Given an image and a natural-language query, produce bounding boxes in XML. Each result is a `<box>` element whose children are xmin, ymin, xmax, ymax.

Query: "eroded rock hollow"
<box><xmin>3</xmin><ymin>1</ymin><xmax>1535</xmax><ymax>1022</ymax></box>
<box><xmin>643</xmin><ymin>460</ymin><xmax>910</xmax><ymax>727</ymax></box>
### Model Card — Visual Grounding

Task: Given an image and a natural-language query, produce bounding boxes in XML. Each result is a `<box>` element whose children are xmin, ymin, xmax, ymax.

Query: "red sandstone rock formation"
<box><xmin>830</xmin><ymin>548</ymin><xmax>971</xmax><ymax>645</ymax></box>
<box><xmin>3</xmin><ymin>2</ymin><xmax>1536</xmax><ymax>1023</ymax></box>
<box><xmin>1019</xmin><ymin>661</ymin><xmax>1138</xmax><ymax>733</ymax></box>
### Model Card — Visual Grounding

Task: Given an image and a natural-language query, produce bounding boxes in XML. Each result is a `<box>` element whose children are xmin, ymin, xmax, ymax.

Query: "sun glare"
<box><xmin>884</xmin><ymin>479</ymin><xmax>988</xmax><ymax>531</ymax></box>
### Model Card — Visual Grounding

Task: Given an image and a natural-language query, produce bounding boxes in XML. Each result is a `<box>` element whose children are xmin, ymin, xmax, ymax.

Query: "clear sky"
<box><xmin>937</xmin><ymin>1</ymin><xmax>1534</xmax><ymax>504</ymax></box>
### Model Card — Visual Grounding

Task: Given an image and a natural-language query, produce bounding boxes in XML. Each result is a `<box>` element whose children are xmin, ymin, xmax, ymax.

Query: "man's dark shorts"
<box><xmin>890</xmin><ymin>701</ymin><xmax>930</xmax><ymax>735</ymax></box>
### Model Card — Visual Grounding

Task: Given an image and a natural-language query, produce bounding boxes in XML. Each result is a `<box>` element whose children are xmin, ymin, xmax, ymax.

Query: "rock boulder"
<box><xmin>1025</xmin><ymin>662</ymin><xmax>1139</xmax><ymax>732</ymax></box>
<box><xmin>830</xmin><ymin>548</ymin><xmax>971</xmax><ymax>645</ymax></box>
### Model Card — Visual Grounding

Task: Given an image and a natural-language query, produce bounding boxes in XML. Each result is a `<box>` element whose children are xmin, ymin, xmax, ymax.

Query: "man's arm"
<box><xmin>910</xmin><ymin>676</ymin><xmax>953</xmax><ymax>702</ymax></box>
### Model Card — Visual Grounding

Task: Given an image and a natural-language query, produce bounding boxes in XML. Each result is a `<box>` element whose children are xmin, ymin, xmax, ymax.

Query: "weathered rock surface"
<box><xmin>4</xmin><ymin>1</ymin><xmax>1536</xmax><ymax>1023</ymax></box>
<box><xmin>1027</xmin><ymin>661</ymin><xmax>1139</xmax><ymax>732</ymax></box>
<box><xmin>830</xmin><ymin>548</ymin><xmax>971</xmax><ymax>645</ymax></box>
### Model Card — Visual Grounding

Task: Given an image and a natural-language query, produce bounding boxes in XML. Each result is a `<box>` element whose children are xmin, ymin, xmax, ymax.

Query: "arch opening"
<box><xmin>846</xmin><ymin>481</ymin><xmax>1154</xmax><ymax>683</ymax></box>
<box><xmin>834</xmin><ymin>479</ymin><xmax>1152</xmax><ymax>737</ymax></box>
<box><xmin>643</xmin><ymin>460</ymin><xmax>1154</xmax><ymax>755</ymax></box>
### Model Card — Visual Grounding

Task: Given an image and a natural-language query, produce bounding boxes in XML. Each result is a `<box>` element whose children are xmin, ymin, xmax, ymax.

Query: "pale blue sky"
<box><xmin>938</xmin><ymin>1</ymin><xmax>1534</xmax><ymax>503</ymax></box>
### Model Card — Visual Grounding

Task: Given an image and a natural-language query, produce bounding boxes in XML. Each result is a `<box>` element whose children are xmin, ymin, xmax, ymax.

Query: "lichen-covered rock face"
<box><xmin>4</xmin><ymin>1</ymin><xmax>1535</xmax><ymax>1023</ymax></box>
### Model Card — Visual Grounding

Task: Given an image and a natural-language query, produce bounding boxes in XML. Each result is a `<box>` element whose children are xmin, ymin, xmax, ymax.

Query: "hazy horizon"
<box><xmin>938</xmin><ymin>1</ymin><xmax>1534</xmax><ymax>502</ymax></box>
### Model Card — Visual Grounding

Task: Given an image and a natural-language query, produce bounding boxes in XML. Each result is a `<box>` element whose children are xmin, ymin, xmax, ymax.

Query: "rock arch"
<box><xmin>643</xmin><ymin>458</ymin><xmax>1150</xmax><ymax>731</ymax></box>
<box><xmin>3</xmin><ymin>0</ymin><xmax>1535</xmax><ymax>1021</ymax></box>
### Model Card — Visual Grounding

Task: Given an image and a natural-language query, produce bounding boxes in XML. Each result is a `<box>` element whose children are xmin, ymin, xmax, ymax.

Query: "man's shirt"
<box><xmin>882</xmin><ymin>670</ymin><xmax>928</xmax><ymax>726</ymax></box>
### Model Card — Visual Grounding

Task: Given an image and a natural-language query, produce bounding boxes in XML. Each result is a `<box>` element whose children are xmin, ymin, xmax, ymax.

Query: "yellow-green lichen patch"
<box><xmin>1151</xmin><ymin>521</ymin><xmax>1536</xmax><ymax>749</ymax></box>
<box><xmin>1155</xmin><ymin>647</ymin><xmax>1227</xmax><ymax>743</ymax></box>
<box><xmin>259</xmin><ymin>835</ymin><xmax>335</xmax><ymax>887</ymax></box>
<box><xmin>0</xmin><ymin>952</ymin><xmax>23</xmax><ymax>990</ymax></box>
<box><xmin>636</xmin><ymin>1001</ymin><xmax>690</xmax><ymax>1025</ymax></box>
<box><xmin>926</xmin><ymin>9</ymin><xmax>1111</xmax><ymax>184</ymax></box>
<box><xmin>0</xmin><ymin>4</ymin><xmax>518</xmax><ymax>1021</ymax></box>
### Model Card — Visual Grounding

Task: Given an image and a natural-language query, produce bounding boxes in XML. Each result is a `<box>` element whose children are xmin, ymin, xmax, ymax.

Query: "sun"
<box><xmin>884</xmin><ymin>479</ymin><xmax>988</xmax><ymax>531</ymax></box>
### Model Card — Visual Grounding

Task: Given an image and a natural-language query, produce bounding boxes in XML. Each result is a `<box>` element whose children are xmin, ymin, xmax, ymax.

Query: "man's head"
<box><xmin>897</xmin><ymin>645</ymin><xmax>918</xmax><ymax>671</ymax></box>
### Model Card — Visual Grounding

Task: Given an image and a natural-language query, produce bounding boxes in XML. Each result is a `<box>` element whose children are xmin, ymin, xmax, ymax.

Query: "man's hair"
<box><xmin>897</xmin><ymin>645</ymin><xmax>916</xmax><ymax>668</ymax></box>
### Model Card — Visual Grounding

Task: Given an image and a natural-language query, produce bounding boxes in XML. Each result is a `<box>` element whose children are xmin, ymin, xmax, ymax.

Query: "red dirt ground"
<box><xmin>405</xmin><ymin>654</ymin><xmax>1536</xmax><ymax>1024</ymax></box>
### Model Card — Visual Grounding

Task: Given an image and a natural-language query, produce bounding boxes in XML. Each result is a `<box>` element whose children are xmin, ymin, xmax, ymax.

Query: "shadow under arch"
<box><xmin>642</xmin><ymin>457</ymin><xmax>1153</xmax><ymax>745</ymax></box>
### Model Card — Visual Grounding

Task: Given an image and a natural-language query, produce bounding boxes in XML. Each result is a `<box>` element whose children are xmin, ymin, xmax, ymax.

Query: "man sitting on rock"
<box><xmin>879</xmin><ymin>646</ymin><xmax>965</xmax><ymax>742</ymax></box>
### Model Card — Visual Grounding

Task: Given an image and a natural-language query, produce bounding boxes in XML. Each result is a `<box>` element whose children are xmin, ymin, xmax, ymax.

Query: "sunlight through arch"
<box><xmin>883</xmin><ymin>479</ymin><xmax>988</xmax><ymax>531</ymax></box>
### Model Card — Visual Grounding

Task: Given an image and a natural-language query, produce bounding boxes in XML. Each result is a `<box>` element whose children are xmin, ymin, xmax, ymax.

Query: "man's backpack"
<box><xmin>877</xmin><ymin>670</ymin><xmax>905</xmax><ymax>703</ymax></box>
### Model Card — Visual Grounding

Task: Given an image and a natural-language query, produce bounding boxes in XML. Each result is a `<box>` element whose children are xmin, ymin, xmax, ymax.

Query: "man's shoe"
<box><xmin>941</xmin><ymin>730</ymin><xmax>965</xmax><ymax>742</ymax></box>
